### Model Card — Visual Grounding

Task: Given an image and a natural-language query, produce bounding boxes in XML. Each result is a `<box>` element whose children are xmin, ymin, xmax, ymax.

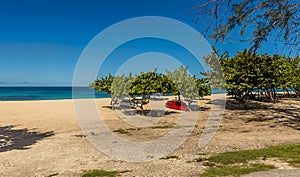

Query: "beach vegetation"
<box><xmin>192</xmin><ymin>0</ymin><xmax>300</xmax><ymax>53</ymax></box>
<box><xmin>151</xmin><ymin>124</ymin><xmax>175</xmax><ymax>129</ymax></box>
<box><xmin>202</xmin><ymin>49</ymin><xmax>300</xmax><ymax>106</ymax></box>
<box><xmin>166</xmin><ymin>66</ymin><xmax>197</xmax><ymax>101</ymax></box>
<box><xmin>128</xmin><ymin>70</ymin><xmax>175</xmax><ymax>110</ymax></box>
<box><xmin>112</xmin><ymin>128</ymin><xmax>129</xmax><ymax>134</ymax></box>
<box><xmin>199</xmin><ymin>143</ymin><xmax>300</xmax><ymax>176</ymax></box>
<box><xmin>199</xmin><ymin>163</ymin><xmax>276</xmax><ymax>177</ymax></box>
<box><xmin>91</xmin><ymin>66</ymin><xmax>211</xmax><ymax>112</ymax></box>
<box><xmin>159</xmin><ymin>155</ymin><xmax>179</xmax><ymax>160</ymax></box>
<box><xmin>81</xmin><ymin>169</ymin><xmax>120</xmax><ymax>177</ymax></box>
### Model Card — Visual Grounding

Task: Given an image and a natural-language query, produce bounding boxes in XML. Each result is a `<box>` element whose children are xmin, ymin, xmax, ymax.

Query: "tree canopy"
<box><xmin>192</xmin><ymin>0</ymin><xmax>300</xmax><ymax>53</ymax></box>
<box><xmin>218</xmin><ymin>50</ymin><xmax>300</xmax><ymax>103</ymax></box>
<box><xmin>91</xmin><ymin>66</ymin><xmax>211</xmax><ymax>110</ymax></box>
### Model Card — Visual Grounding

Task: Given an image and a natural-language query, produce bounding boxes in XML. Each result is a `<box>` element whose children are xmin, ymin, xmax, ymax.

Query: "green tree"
<box><xmin>203</xmin><ymin>48</ymin><xmax>226</xmax><ymax>90</ymax></box>
<box><xmin>219</xmin><ymin>50</ymin><xmax>297</xmax><ymax>103</ymax></box>
<box><xmin>166</xmin><ymin>66</ymin><xmax>199</xmax><ymax>103</ymax></box>
<box><xmin>195</xmin><ymin>78</ymin><xmax>211</xmax><ymax>98</ymax></box>
<box><xmin>111</xmin><ymin>74</ymin><xmax>133</xmax><ymax>104</ymax></box>
<box><xmin>90</xmin><ymin>74</ymin><xmax>114</xmax><ymax>94</ymax></box>
<box><xmin>129</xmin><ymin>70</ymin><xmax>163</xmax><ymax>110</ymax></box>
<box><xmin>90</xmin><ymin>74</ymin><xmax>114</xmax><ymax>104</ymax></box>
<box><xmin>290</xmin><ymin>55</ymin><xmax>300</xmax><ymax>97</ymax></box>
<box><xmin>192</xmin><ymin>0</ymin><xmax>300</xmax><ymax>52</ymax></box>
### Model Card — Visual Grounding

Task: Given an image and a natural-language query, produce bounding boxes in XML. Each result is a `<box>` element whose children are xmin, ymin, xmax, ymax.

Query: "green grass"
<box><xmin>113</xmin><ymin>129</ymin><xmax>129</xmax><ymax>134</ymax></box>
<box><xmin>82</xmin><ymin>170</ymin><xmax>121</xmax><ymax>177</ymax></box>
<box><xmin>151</xmin><ymin>124</ymin><xmax>174</xmax><ymax>129</ymax></box>
<box><xmin>82</xmin><ymin>170</ymin><xmax>131</xmax><ymax>177</ymax></box>
<box><xmin>194</xmin><ymin>156</ymin><xmax>208</xmax><ymax>162</ymax></box>
<box><xmin>72</xmin><ymin>134</ymin><xmax>87</xmax><ymax>138</ymax></box>
<box><xmin>207</xmin><ymin>143</ymin><xmax>300</xmax><ymax>167</ymax></box>
<box><xmin>199</xmin><ymin>143</ymin><xmax>300</xmax><ymax>177</ymax></box>
<box><xmin>159</xmin><ymin>155</ymin><xmax>179</xmax><ymax>160</ymax></box>
<box><xmin>199</xmin><ymin>163</ymin><xmax>276</xmax><ymax>177</ymax></box>
<box><xmin>46</xmin><ymin>173</ymin><xmax>59</xmax><ymax>177</ymax></box>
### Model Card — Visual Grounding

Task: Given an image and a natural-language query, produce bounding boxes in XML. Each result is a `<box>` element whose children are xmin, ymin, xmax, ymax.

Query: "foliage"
<box><xmin>111</xmin><ymin>74</ymin><xmax>133</xmax><ymax>103</ymax></box>
<box><xmin>159</xmin><ymin>155</ymin><xmax>179</xmax><ymax>160</ymax></box>
<box><xmin>200</xmin><ymin>143</ymin><xmax>300</xmax><ymax>176</ymax></box>
<box><xmin>202</xmin><ymin>48</ymin><xmax>226</xmax><ymax>90</ymax></box>
<box><xmin>90</xmin><ymin>74</ymin><xmax>114</xmax><ymax>94</ymax></box>
<box><xmin>166</xmin><ymin>66</ymin><xmax>199</xmax><ymax>102</ymax></box>
<box><xmin>151</xmin><ymin>124</ymin><xmax>175</xmax><ymax>129</ymax></box>
<box><xmin>91</xmin><ymin>66</ymin><xmax>211</xmax><ymax>110</ymax></box>
<box><xmin>195</xmin><ymin>78</ymin><xmax>211</xmax><ymax>98</ymax></box>
<box><xmin>207</xmin><ymin>143</ymin><xmax>300</xmax><ymax>167</ymax></box>
<box><xmin>199</xmin><ymin>163</ymin><xmax>275</xmax><ymax>177</ymax></box>
<box><xmin>290</xmin><ymin>55</ymin><xmax>300</xmax><ymax>97</ymax></box>
<box><xmin>217</xmin><ymin>49</ymin><xmax>300</xmax><ymax>103</ymax></box>
<box><xmin>129</xmin><ymin>70</ymin><xmax>175</xmax><ymax>110</ymax></box>
<box><xmin>112</xmin><ymin>128</ymin><xmax>129</xmax><ymax>134</ymax></box>
<box><xmin>129</xmin><ymin>70</ymin><xmax>163</xmax><ymax>99</ymax></box>
<box><xmin>82</xmin><ymin>169</ymin><xmax>120</xmax><ymax>177</ymax></box>
<box><xmin>192</xmin><ymin>0</ymin><xmax>300</xmax><ymax>53</ymax></box>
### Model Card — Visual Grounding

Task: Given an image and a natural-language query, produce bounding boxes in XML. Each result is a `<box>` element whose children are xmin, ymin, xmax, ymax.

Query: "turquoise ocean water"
<box><xmin>0</xmin><ymin>87</ymin><xmax>110</xmax><ymax>101</ymax></box>
<box><xmin>0</xmin><ymin>87</ymin><xmax>227</xmax><ymax>101</ymax></box>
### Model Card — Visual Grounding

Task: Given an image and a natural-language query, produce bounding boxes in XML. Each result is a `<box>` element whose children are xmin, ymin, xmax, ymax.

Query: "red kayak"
<box><xmin>165</xmin><ymin>101</ymin><xmax>188</xmax><ymax>111</ymax></box>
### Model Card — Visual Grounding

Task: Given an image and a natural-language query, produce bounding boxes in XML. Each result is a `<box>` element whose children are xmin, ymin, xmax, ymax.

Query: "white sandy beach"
<box><xmin>0</xmin><ymin>98</ymin><xmax>299</xmax><ymax>176</ymax></box>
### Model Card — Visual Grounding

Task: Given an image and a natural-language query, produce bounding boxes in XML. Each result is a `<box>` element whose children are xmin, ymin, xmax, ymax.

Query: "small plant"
<box><xmin>199</xmin><ymin>163</ymin><xmax>275</xmax><ymax>177</ymax></box>
<box><xmin>126</xmin><ymin>127</ymin><xmax>142</xmax><ymax>131</ymax></box>
<box><xmin>82</xmin><ymin>170</ymin><xmax>130</xmax><ymax>177</ymax></box>
<box><xmin>159</xmin><ymin>155</ymin><xmax>179</xmax><ymax>160</ymax></box>
<box><xmin>46</xmin><ymin>173</ymin><xmax>59</xmax><ymax>177</ymax></box>
<box><xmin>202</xmin><ymin>162</ymin><xmax>216</xmax><ymax>167</ymax></box>
<box><xmin>82</xmin><ymin>169</ymin><xmax>119</xmax><ymax>177</ymax></box>
<box><xmin>151</xmin><ymin>124</ymin><xmax>174</xmax><ymax>129</ymax></box>
<box><xmin>72</xmin><ymin>134</ymin><xmax>86</xmax><ymax>138</ymax></box>
<box><xmin>194</xmin><ymin>156</ymin><xmax>208</xmax><ymax>162</ymax></box>
<box><xmin>113</xmin><ymin>129</ymin><xmax>129</xmax><ymax>134</ymax></box>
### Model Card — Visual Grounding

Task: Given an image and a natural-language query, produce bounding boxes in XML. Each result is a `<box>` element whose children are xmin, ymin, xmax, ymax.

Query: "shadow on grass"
<box><xmin>0</xmin><ymin>125</ymin><xmax>54</xmax><ymax>152</ymax></box>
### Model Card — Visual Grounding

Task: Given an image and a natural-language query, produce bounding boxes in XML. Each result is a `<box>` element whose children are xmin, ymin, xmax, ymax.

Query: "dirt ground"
<box><xmin>0</xmin><ymin>96</ymin><xmax>299</xmax><ymax>176</ymax></box>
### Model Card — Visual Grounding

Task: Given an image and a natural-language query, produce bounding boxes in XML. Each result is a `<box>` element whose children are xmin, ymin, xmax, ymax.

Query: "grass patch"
<box><xmin>82</xmin><ymin>169</ymin><xmax>120</xmax><ymax>177</ymax></box>
<box><xmin>113</xmin><ymin>129</ymin><xmax>129</xmax><ymax>134</ymax></box>
<box><xmin>194</xmin><ymin>156</ymin><xmax>208</xmax><ymax>162</ymax></box>
<box><xmin>151</xmin><ymin>124</ymin><xmax>174</xmax><ymax>129</ymax></box>
<box><xmin>160</xmin><ymin>155</ymin><xmax>179</xmax><ymax>160</ymax></box>
<box><xmin>126</xmin><ymin>127</ymin><xmax>142</xmax><ymax>131</ymax></box>
<box><xmin>207</xmin><ymin>143</ymin><xmax>300</xmax><ymax>167</ymax></box>
<box><xmin>199</xmin><ymin>163</ymin><xmax>276</xmax><ymax>177</ymax></box>
<box><xmin>72</xmin><ymin>134</ymin><xmax>86</xmax><ymax>138</ymax></box>
<box><xmin>82</xmin><ymin>170</ymin><xmax>132</xmax><ymax>177</ymax></box>
<box><xmin>245</xmin><ymin>117</ymin><xmax>268</xmax><ymax>123</ymax></box>
<box><xmin>199</xmin><ymin>143</ymin><xmax>300</xmax><ymax>176</ymax></box>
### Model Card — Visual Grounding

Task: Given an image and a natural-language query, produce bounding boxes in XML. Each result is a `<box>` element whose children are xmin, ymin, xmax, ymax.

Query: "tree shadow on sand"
<box><xmin>224</xmin><ymin>99</ymin><xmax>300</xmax><ymax>131</ymax></box>
<box><xmin>0</xmin><ymin>125</ymin><xmax>54</xmax><ymax>153</ymax></box>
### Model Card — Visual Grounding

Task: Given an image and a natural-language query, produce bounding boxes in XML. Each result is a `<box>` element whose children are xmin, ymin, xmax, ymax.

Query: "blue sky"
<box><xmin>0</xmin><ymin>0</ymin><xmax>284</xmax><ymax>86</ymax></box>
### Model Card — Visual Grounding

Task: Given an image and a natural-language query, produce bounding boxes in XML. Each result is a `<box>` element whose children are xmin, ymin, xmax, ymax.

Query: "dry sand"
<box><xmin>0</xmin><ymin>97</ymin><xmax>299</xmax><ymax>176</ymax></box>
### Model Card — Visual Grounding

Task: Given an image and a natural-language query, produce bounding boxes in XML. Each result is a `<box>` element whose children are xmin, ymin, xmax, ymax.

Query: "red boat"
<box><xmin>165</xmin><ymin>101</ymin><xmax>188</xmax><ymax>111</ymax></box>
